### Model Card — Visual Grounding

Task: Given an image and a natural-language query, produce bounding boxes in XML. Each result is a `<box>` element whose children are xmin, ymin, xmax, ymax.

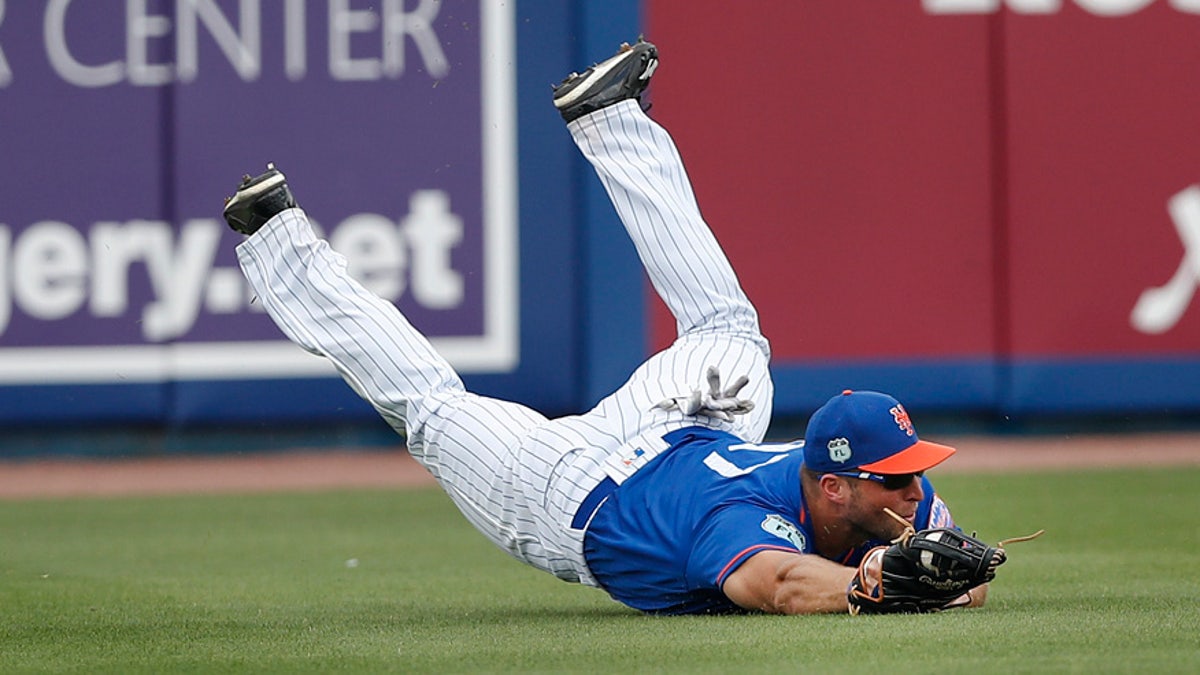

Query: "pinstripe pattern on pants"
<box><xmin>235</xmin><ymin>101</ymin><xmax>773</xmax><ymax>587</ymax></box>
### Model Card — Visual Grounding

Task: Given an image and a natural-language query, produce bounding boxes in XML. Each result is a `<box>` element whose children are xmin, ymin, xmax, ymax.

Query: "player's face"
<box><xmin>843</xmin><ymin>473</ymin><xmax>924</xmax><ymax>541</ymax></box>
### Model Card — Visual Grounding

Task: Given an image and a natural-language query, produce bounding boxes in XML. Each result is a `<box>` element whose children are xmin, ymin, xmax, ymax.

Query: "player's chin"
<box><xmin>873</xmin><ymin>514</ymin><xmax>913</xmax><ymax>540</ymax></box>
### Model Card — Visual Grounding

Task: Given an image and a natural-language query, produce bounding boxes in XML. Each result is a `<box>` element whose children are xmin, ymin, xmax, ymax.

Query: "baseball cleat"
<box><xmin>222</xmin><ymin>162</ymin><xmax>297</xmax><ymax>235</ymax></box>
<box><xmin>553</xmin><ymin>38</ymin><xmax>658</xmax><ymax>122</ymax></box>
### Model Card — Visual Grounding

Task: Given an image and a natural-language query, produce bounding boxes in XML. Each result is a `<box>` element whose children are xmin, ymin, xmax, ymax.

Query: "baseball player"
<box><xmin>223</xmin><ymin>39</ymin><xmax>1000</xmax><ymax>615</ymax></box>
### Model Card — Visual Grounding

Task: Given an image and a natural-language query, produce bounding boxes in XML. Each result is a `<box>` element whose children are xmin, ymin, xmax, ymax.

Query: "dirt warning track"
<box><xmin>1</xmin><ymin>432</ymin><xmax>1197</xmax><ymax>500</ymax></box>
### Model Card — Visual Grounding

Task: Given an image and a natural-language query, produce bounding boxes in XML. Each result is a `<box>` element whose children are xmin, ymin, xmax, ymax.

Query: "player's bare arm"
<box><xmin>722</xmin><ymin>550</ymin><xmax>856</xmax><ymax>615</ymax></box>
<box><xmin>723</xmin><ymin>542</ymin><xmax>992</xmax><ymax>614</ymax></box>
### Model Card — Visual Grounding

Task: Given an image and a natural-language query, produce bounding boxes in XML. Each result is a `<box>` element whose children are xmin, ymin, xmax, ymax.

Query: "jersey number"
<box><xmin>702</xmin><ymin>440</ymin><xmax>803</xmax><ymax>478</ymax></box>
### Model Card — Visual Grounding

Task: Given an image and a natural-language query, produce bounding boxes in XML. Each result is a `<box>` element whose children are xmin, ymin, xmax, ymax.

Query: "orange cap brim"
<box><xmin>857</xmin><ymin>439</ymin><xmax>956</xmax><ymax>474</ymax></box>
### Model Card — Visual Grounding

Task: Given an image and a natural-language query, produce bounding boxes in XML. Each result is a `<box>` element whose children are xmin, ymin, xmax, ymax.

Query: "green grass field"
<box><xmin>3</xmin><ymin>467</ymin><xmax>1198</xmax><ymax>673</ymax></box>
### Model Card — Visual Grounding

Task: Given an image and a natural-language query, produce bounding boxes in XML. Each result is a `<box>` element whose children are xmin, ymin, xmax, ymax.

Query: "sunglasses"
<box><xmin>826</xmin><ymin>470</ymin><xmax>924</xmax><ymax>491</ymax></box>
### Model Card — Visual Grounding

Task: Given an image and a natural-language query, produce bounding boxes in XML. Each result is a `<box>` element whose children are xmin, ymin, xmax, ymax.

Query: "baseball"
<box><xmin>919</xmin><ymin>531</ymin><xmax>946</xmax><ymax>571</ymax></box>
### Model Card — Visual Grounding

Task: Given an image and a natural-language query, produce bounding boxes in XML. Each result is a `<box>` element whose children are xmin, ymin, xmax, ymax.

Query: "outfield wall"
<box><xmin>640</xmin><ymin>0</ymin><xmax>1200</xmax><ymax>416</ymax></box>
<box><xmin>0</xmin><ymin>1</ymin><xmax>1198</xmax><ymax>436</ymax></box>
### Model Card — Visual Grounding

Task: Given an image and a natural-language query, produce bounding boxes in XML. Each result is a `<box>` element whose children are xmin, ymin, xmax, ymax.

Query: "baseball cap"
<box><xmin>803</xmin><ymin>390</ymin><xmax>956</xmax><ymax>474</ymax></box>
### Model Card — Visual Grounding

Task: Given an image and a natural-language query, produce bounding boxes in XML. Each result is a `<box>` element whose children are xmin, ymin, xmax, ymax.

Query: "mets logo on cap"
<box><xmin>890</xmin><ymin>404</ymin><xmax>915</xmax><ymax>436</ymax></box>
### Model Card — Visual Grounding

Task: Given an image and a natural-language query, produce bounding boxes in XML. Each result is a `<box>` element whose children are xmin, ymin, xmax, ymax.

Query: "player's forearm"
<box><xmin>768</xmin><ymin>555</ymin><xmax>857</xmax><ymax>615</ymax></box>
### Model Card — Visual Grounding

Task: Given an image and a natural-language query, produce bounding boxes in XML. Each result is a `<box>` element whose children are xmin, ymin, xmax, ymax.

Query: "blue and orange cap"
<box><xmin>802</xmin><ymin>390</ymin><xmax>956</xmax><ymax>475</ymax></box>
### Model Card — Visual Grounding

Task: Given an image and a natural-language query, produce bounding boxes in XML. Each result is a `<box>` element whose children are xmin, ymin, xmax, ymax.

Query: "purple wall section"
<box><xmin>0</xmin><ymin>0</ymin><xmax>590</xmax><ymax>429</ymax></box>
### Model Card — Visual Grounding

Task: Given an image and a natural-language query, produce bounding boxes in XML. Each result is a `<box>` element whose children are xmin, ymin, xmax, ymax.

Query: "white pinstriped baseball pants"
<box><xmin>236</xmin><ymin>100</ymin><xmax>773</xmax><ymax>586</ymax></box>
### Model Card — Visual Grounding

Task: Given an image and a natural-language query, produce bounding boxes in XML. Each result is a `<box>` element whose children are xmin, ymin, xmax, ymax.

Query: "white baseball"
<box><xmin>919</xmin><ymin>531</ymin><xmax>946</xmax><ymax>571</ymax></box>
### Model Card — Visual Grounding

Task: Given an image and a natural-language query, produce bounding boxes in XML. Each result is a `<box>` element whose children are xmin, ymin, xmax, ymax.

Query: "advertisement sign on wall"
<box><xmin>0</xmin><ymin>0</ymin><xmax>517</xmax><ymax>388</ymax></box>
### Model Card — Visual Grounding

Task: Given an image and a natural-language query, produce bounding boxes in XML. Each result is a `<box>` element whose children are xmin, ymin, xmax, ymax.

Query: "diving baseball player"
<box><xmin>224</xmin><ymin>40</ymin><xmax>1005</xmax><ymax>615</ymax></box>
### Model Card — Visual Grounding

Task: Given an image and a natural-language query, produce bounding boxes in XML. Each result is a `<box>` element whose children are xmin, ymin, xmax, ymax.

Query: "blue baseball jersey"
<box><xmin>582</xmin><ymin>426</ymin><xmax>955</xmax><ymax>614</ymax></box>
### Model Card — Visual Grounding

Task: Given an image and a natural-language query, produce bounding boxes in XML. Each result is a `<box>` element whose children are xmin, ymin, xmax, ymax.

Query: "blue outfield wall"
<box><xmin>1</xmin><ymin>1</ymin><xmax>1199</xmax><ymax>446</ymax></box>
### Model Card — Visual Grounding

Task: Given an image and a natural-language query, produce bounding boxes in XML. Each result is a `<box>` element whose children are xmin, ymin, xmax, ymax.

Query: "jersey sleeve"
<box><xmin>914</xmin><ymin>476</ymin><xmax>957</xmax><ymax>530</ymax></box>
<box><xmin>686</xmin><ymin>505</ymin><xmax>809</xmax><ymax>591</ymax></box>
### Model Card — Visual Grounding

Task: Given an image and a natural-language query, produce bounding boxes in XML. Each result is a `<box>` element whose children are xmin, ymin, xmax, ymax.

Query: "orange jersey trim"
<box><xmin>716</xmin><ymin>544</ymin><xmax>801</xmax><ymax>586</ymax></box>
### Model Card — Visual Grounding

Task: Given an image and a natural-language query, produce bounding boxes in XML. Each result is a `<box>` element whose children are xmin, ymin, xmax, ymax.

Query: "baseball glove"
<box><xmin>847</xmin><ymin>525</ymin><xmax>1007</xmax><ymax>615</ymax></box>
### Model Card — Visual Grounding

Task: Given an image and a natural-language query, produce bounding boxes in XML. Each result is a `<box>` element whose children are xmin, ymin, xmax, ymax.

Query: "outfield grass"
<box><xmin>2</xmin><ymin>467</ymin><xmax>1198</xmax><ymax>673</ymax></box>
